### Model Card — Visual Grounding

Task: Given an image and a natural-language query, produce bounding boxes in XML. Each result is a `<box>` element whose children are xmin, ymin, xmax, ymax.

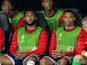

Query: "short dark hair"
<box><xmin>1</xmin><ymin>0</ymin><xmax>15</xmax><ymax>6</ymax></box>
<box><xmin>24</xmin><ymin>9</ymin><xmax>37</xmax><ymax>17</ymax></box>
<box><xmin>64</xmin><ymin>10</ymin><xmax>76</xmax><ymax>17</ymax></box>
<box><xmin>42</xmin><ymin>0</ymin><xmax>53</xmax><ymax>2</ymax></box>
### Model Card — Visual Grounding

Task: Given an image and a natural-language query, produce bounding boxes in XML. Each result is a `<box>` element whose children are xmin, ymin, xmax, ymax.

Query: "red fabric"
<box><xmin>64</xmin><ymin>50</ymin><xmax>76</xmax><ymax>56</ymax></box>
<box><xmin>10</xmin><ymin>29</ymin><xmax>48</xmax><ymax>56</ymax></box>
<box><xmin>17</xmin><ymin>9</ymin><xmax>64</xmax><ymax>30</ymax></box>
<box><xmin>17</xmin><ymin>17</ymin><xmax>25</xmax><ymax>28</ymax></box>
<box><xmin>11</xmin><ymin>10</ymin><xmax>19</xmax><ymax>18</ymax></box>
<box><xmin>11</xmin><ymin>23</ymin><xmax>17</xmax><ymax>31</ymax></box>
<box><xmin>65</xmin><ymin>27</ymin><xmax>76</xmax><ymax>32</ymax></box>
<box><xmin>76</xmin><ymin>28</ymin><xmax>87</xmax><ymax>54</ymax></box>
<box><xmin>0</xmin><ymin>29</ymin><xmax>4</xmax><ymax>51</ymax></box>
<box><xmin>52</xmin><ymin>8</ymin><xmax>64</xmax><ymax>26</ymax></box>
<box><xmin>59</xmin><ymin>14</ymin><xmax>64</xmax><ymax>26</ymax></box>
<box><xmin>10</xmin><ymin>10</ymin><xmax>24</xmax><ymax>31</ymax></box>
<box><xmin>49</xmin><ymin>29</ymin><xmax>76</xmax><ymax>56</ymax></box>
<box><xmin>49</xmin><ymin>30</ymin><xmax>56</xmax><ymax>56</ymax></box>
<box><xmin>11</xmin><ymin>17</ymin><xmax>24</xmax><ymax>31</ymax></box>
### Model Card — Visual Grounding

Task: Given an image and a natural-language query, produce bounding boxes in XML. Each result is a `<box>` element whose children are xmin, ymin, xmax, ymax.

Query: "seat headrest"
<box><xmin>0</xmin><ymin>13</ymin><xmax>11</xmax><ymax>31</ymax></box>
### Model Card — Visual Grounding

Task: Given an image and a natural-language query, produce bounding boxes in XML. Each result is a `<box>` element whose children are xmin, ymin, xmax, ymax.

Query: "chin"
<box><xmin>46</xmin><ymin>8</ymin><xmax>52</xmax><ymax>10</ymax></box>
<box><xmin>65</xmin><ymin>24</ymin><xmax>71</xmax><ymax>26</ymax></box>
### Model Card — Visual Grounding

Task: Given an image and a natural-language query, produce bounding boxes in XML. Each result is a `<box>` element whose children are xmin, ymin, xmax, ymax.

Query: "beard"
<box><xmin>25</xmin><ymin>21</ymin><xmax>36</xmax><ymax>26</ymax></box>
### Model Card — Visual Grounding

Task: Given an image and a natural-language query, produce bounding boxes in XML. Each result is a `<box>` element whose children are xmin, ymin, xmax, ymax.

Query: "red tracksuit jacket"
<box><xmin>0</xmin><ymin>28</ymin><xmax>4</xmax><ymax>51</ymax></box>
<box><xmin>10</xmin><ymin>29</ymin><xmax>48</xmax><ymax>56</ymax></box>
<box><xmin>76</xmin><ymin>28</ymin><xmax>87</xmax><ymax>54</ymax></box>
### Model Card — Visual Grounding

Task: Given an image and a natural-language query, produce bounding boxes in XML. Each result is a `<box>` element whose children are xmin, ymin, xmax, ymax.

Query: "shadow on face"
<box><xmin>24</xmin><ymin>11</ymin><xmax>37</xmax><ymax>25</ymax></box>
<box><xmin>42</xmin><ymin>0</ymin><xmax>53</xmax><ymax>10</ymax></box>
<box><xmin>1</xmin><ymin>0</ymin><xmax>13</xmax><ymax>15</ymax></box>
<box><xmin>63</xmin><ymin>12</ymin><xmax>76</xmax><ymax>26</ymax></box>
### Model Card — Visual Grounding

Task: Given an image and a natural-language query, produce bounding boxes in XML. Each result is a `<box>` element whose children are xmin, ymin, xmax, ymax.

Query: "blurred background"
<box><xmin>0</xmin><ymin>0</ymin><xmax>87</xmax><ymax>16</ymax></box>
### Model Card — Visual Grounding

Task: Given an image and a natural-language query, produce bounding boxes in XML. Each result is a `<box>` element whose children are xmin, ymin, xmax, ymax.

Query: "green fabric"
<box><xmin>0</xmin><ymin>11</ymin><xmax>24</xmax><ymax>27</ymax></box>
<box><xmin>0</xmin><ymin>52</ymin><xmax>2</xmax><ymax>55</ymax></box>
<box><xmin>56</xmin><ymin>27</ymin><xmax>81</xmax><ymax>52</ymax></box>
<box><xmin>40</xmin><ymin>10</ymin><xmax>63</xmax><ymax>33</ymax></box>
<box><xmin>18</xmin><ymin>26</ymin><xmax>43</xmax><ymax>52</ymax></box>
<box><xmin>0</xmin><ymin>11</ymin><xmax>3</xmax><ymax>13</ymax></box>
<box><xmin>72</xmin><ymin>60</ymin><xmax>81</xmax><ymax>65</ymax></box>
<box><xmin>12</xmin><ymin>12</ymin><xmax>24</xmax><ymax>27</ymax></box>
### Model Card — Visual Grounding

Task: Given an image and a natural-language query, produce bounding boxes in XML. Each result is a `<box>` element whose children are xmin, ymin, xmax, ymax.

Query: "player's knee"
<box><xmin>0</xmin><ymin>55</ymin><xmax>3</xmax><ymax>63</ymax></box>
<box><xmin>0</xmin><ymin>55</ymin><xmax>12</xmax><ymax>65</ymax></box>
<box><xmin>40</xmin><ymin>58</ymin><xmax>47</xmax><ymax>64</ymax></box>
<box><xmin>59</xmin><ymin>57</ymin><xmax>70</xmax><ymax>65</ymax></box>
<box><xmin>27</xmin><ymin>56</ymin><xmax>37</xmax><ymax>62</ymax></box>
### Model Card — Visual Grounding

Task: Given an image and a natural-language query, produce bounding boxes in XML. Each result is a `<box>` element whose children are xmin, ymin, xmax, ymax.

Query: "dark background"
<box><xmin>0</xmin><ymin>0</ymin><xmax>87</xmax><ymax>16</ymax></box>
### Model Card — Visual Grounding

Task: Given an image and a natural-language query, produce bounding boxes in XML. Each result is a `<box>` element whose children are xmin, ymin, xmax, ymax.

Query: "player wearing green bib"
<box><xmin>40</xmin><ymin>10</ymin><xmax>63</xmax><ymax>33</ymax></box>
<box><xmin>72</xmin><ymin>16</ymin><xmax>87</xmax><ymax>65</ymax></box>
<box><xmin>41</xmin><ymin>0</ymin><xmax>64</xmax><ymax>34</ymax></box>
<box><xmin>1</xmin><ymin>0</ymin><xmax>24</xmax><ymax>31</ymax></box>
<box><xmin>40</xmin><ymin>10</ymin><xmax>80</xmax><ymax>65</ymax></box>
<box><xmin>0</xmin><ymin>9</ymin><xmax>48</xmax><ymax>65</ymax></box>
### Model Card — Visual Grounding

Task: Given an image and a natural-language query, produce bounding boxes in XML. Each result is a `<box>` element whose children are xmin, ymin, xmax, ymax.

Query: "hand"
<box><xmin>14</xmin><ymin>51</ymin><xmax>21</xmax><ymax>60</ymax></box>
<box><xmin>81</xmin><ymin>50</ymin><xmax>87</xmax><ymax>56</ymax></box>
<box><xmin>52</xmin><ymin>50</ymin><xmax>64</xmax><ymax>58</ymax></box>
<box><xmin>14</xmin><ymin>51</ymin><xmax>26</xmax><ymax>60</ymax></box>
<box><xmin>19</xmin><ymin>52</ymin><xmax>26</xmax><ymax>60</ymax></box>
<box><xmin>56</xmin><ymin>50</ymin><xmax>64</xmax><ymax>58</ymax></box>
<box><xmin>52</xmin><ymin>50</ymin><xmax>57</xmax><ymax>58</ymax></box>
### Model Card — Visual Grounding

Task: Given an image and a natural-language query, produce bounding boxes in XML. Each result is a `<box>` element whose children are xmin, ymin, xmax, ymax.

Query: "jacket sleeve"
<box><xmin>49</xmin><ymin>29</ymin><xmax>77</xmax><ymax>56</ymax></box>
<box><xmin>0</xmin><ymin>29</ymin><xmax>4</xmax><ymax>51</ymax></box>
<box><xmin>58</xmin><ymin>14</ymin><xmax>64</xmax><ymax>26</ymax></box>
<box><xmin>25</xmin><ymin>30</ymin><xmax>48</xmax><ymax>56</ymax></box>
<box><xmin>64</xmin><ymin>50</ymin><xmax>77</xmax><ymax>56</ymax></box>
<box><xmin>49</xmin><ymin>30</ymin><xmax>56</xmax><ymax>56</ymax></box>
<box><xmin>17</xmin><ymin>17</ymin><xmax>25</xmax><ymax>28</ymax></box>
<box><xmin>64</xmin><ymin>30</ymin><xmax>84</xmax><ymax>56</ymax></box>
<box><xmin>9</xmin><ymin>30</ymin><xmax>18</xmax><ymax>55</ymax></box>
<box><xmin>11</xmin><ymin>23</ymin><xmax>17</xmax><ymax>31</ymax></box>
<box><xmin>76</xmin><ymin>30</ymin><xmax>85</xmax><ymax>54</ymax></box>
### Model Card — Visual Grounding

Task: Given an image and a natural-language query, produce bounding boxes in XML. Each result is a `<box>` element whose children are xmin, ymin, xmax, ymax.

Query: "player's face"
<box><xmin>42</xmin><ymin>0</ymin><xmax>53</xmax><ymax>10</ymax></box>
<box><xmin>63</xmin><ymin>12</ymin><xmax>76</xmax><ymax>26</ymax></box>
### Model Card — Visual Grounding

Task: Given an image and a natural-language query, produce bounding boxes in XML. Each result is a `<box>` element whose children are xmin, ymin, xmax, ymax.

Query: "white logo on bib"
<box><xmin>32</xmin><ymin>46</ymin><xmax>37</xmax><ymax>51</ymax></box>
<box><xmin>68</xmin><ymin>46</ymin><xmax>74</xmax><ymax>51</ymax></box>
<box><xmin>20</xmin><ymin>35</ymin><xmax>26</xmax><ymax>43</ymax></box>
<box><xmin>58</xmin><ymin>33</ymin><xmax>62</xmax><ymax>40</ymax></box>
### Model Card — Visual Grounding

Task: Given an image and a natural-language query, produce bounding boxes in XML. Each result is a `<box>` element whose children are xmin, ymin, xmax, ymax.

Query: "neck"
<box><xmin>45</xmin><ymin>9</ymin><xmax>54</xmax><ymax>17</ymax></box>
<box><xmin>26</xmin><ymin>24</ymin><xmax>37</xmax><ymax>30</ymax></box>
<box><xmin>65</xmin><ymin>24</ymin><xmax>75</xmax><ymax>30</ymax></box>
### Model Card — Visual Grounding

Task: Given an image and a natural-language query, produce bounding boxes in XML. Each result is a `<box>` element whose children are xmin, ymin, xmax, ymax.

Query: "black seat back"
<box><xmin>36</xmin><ymin>11</ymin><xmax>49</xmax><ymax>33</ymax></box>
<box><xmin>0</xmin><ymin>13</ymin><xmax>12</xmax><ymax>53</ymax></box>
